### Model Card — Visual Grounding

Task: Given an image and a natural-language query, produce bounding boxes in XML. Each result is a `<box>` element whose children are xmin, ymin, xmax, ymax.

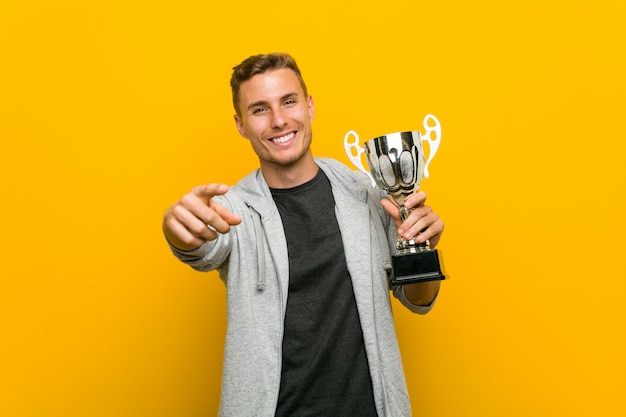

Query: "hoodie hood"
<box><xmin>230</xmin><ymin>157</ymin><xmax>372</xmax><ymax>214</ymax></box>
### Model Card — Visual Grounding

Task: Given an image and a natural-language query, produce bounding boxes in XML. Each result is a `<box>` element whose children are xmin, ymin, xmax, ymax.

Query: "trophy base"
<box><xmin>391</xmin><ymin>249</ymin><xmax>446</xmax><ymax>286</ymax></box>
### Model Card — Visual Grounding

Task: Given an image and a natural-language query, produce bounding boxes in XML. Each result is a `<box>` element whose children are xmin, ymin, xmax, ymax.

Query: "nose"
<box><xmin>271</xmin><ymin>108</ymin><xmax>287</xmax><ymax>129</ymax></box>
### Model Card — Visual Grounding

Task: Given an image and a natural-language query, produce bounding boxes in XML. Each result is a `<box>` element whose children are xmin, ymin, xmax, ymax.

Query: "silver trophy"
<box><xmin>344</xmin><ymin>114</ymin><xmax>445</xmax><ymax>285</ymax></box>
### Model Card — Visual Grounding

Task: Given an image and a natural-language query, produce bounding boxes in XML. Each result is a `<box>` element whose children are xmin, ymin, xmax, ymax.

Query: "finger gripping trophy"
<box><xmin>344</xmin><ymin>114</ymin><xmax>446</xmax><ymax>286</ymax></box>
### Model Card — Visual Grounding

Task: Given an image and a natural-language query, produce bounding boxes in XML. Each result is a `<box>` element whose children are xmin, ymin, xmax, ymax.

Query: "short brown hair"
<box><xmin>230</xmin><ymin>52</ymin><xmax>308</xmax><ymax>115</ymax></box>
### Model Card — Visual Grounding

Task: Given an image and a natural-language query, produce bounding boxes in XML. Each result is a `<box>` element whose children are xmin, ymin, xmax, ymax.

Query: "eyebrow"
<box><xmin>247</xmin><ymin>92</ymin><xmax>299</xmax><ymax>111</ymax></box>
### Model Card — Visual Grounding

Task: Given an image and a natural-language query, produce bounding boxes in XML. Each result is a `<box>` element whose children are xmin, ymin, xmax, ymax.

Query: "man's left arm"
<box><xmin>402</xmin><ymin>280</ymin><xmax>441</xmax><ymax>307</ymax></box>
<box><xmin>381</xmin><ymin>191</ymin><xmax>444</xmax><ymax>307</ymax></box>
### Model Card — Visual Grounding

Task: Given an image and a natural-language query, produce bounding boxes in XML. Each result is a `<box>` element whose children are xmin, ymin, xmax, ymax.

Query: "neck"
<box><xmin>260</xmin><ymin>154</ymin><xmax>318</xmax><ymax>189</ymax></box>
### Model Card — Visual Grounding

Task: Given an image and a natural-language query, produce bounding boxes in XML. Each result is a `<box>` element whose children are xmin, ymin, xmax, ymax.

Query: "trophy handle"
<box><xmin>421</xmin><ymin>114</ymin><xmax>441</xmax><ymax>178</ymax></box>
<box><xmin>344</xmin><ymin>130</ymin><xmax>376</xmax><ymax>188</ymax></box>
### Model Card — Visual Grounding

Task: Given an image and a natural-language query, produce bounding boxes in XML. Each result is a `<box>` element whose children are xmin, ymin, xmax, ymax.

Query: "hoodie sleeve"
<box><xmin>393</xmin><ymin>285</ymin><xmax>439</xmax><ymax>314</ymax></box>
<box><xmin>166</xmin><ymin>231</ymin><xmax>233</xmax><ymax>273</ymax></box>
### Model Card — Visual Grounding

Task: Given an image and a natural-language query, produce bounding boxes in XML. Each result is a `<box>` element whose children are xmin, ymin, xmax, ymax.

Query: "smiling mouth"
<box><xmin>270</xmin><ymin>132</ymin><xmax>295</xmax><ymax>144</ymax></box>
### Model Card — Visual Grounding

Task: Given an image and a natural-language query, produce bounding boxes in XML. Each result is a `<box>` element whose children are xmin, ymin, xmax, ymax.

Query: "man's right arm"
<box><xmin>162</xmin><ymin>183</ymin><xmax>242</xmax><ymax>251</ymax></box>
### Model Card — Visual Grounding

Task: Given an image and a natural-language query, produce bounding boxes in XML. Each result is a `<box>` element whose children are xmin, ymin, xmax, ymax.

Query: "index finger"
<box><xmin>404</xmin><ymin>191</ymin><xmax>427</xmax><ymax>209</ymax></box>
<box><xmin>192</xmin><ymin>183</ymin><xmax>230</xmax><ymax>202</ymax></box>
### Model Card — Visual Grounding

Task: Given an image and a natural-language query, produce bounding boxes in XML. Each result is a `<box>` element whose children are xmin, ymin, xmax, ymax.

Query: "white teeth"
<box><xmin>272</xmin><ymin>132</ymin><xmax>294</xmax><ymax>144</ymax></box>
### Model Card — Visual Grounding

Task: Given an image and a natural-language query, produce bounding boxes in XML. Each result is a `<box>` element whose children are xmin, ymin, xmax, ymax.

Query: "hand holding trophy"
<box><xmin>344</xmin><ymin>114</ymin><xmax>446</xmax><ymax>285</ymax></box>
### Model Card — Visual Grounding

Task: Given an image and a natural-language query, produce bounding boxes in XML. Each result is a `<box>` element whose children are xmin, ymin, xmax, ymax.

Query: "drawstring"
<box><xmin>249</xmin><ymin>205</ymin><xmax>266</xmax><ymax>291</ymax></box>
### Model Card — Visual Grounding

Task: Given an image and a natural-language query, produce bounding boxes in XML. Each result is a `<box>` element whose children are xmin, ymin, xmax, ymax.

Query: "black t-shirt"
<box><xmin>271</xmin><ymin>169</ymin><xmax>378</xmax><ymax>417</ymax></box>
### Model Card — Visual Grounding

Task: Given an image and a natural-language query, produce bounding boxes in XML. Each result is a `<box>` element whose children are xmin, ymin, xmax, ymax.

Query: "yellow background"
<box><xmin>1</xmin><ymin>0</ymin><xmax>624</xmax><ymax>416</ymax></box>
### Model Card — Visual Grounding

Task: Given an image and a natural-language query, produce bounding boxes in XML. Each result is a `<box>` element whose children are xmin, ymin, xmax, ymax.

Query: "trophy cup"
<box><xmin>344</xmin><ymin>114</ymin><xmax>445</xmax><ymax>285</ymax></box>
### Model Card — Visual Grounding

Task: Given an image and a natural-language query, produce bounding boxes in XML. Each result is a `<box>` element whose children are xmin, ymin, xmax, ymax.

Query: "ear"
<box><xmin>234</xmin><ymin>114</ymin><xmax>248</xmax><ymax>139</ymax></box>
<box><xmin>307</xmin><ymin>95</ymin><xmax>315</xmax><ymax>122</ymax></box>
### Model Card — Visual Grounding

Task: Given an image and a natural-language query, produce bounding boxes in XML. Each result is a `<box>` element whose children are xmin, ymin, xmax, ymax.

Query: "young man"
<box><xmin>162</xmin><ymin>53</ymin><xmax>444</xmax><ymax>416</ymax></box>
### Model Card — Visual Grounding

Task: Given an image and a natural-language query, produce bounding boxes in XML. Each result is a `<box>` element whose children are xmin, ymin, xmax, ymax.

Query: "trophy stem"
<box><xmin>395</xmin><ymin>205</ymin><xmax>431</xmax><ymax>254</ymax></box>
<box><xmin>399</xmin><ymin>206</ymin><xmax>410</xmax><ymax>221</ymax></box>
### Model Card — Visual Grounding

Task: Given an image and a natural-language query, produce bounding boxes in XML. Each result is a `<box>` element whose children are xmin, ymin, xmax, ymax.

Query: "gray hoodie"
<box><xmin>170</xmin><ymin>158</ymin><xmax>435</xmax><ymax>416</ymax></box>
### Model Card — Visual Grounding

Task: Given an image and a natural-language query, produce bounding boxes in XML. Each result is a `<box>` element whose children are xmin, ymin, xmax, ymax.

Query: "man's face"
<box><xmin>234</xmin><ymin>68</ymin><xmax>315</xmax><ymax>170</ymax></box>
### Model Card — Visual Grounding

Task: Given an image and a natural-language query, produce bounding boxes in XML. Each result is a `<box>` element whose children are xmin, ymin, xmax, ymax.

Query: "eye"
<box><xmin>252</xmin><ymin>107</ymin><xmax>267</xmax><ymax>114</ymax></box>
